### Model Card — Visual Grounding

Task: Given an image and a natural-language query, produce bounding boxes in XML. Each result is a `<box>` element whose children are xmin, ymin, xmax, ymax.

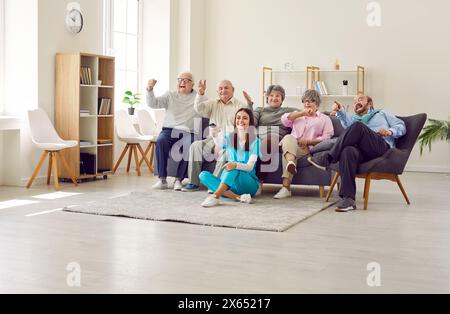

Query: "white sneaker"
<box><xmin>239</xmin><ymin>194</ymin><xmax>253</xmax><ymax>204</ymax></box>
<box><xmin>201</xmin><ymin>195</ymin><xmax>220</xmax><ymax>208</ymax></box>
<box><xmin>173</xmin><ymin>179</ymin><xmax>183</xmax><ymax>191</ymax></box>
<box><xmin>274</xmin><ymin>187</ymin><xmax>292</xmax><ymax>199</ymax></box>
<box><xmin>152</xmin><ymin>179</ymin><xmax>168</xmax><ymax>190</ymax></box>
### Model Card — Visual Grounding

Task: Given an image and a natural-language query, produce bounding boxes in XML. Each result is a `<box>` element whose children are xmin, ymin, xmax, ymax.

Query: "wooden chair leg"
<box><xmin>396</xmin><ymin>175</ymin><xmax>411</xmax><ymax>205</ymax></box>
<box><xmin>319</xmin><ymin>186</ymin><xmax>325</xmax><ymax>198</ymax></box>
<box><xmin>52</xmin><ymin>152</ymin><xmax>60</xmax><ymax>191</ymax></box>
<box><xmin>138</xmin><ymin>144</ymin><xmax>154</xmax><ymax>173</ymax></box>
<box><xmin>58</xmin><ymin>151</ymin><xmax>78</xmax><ymax>186</ymax></box>
<box><xmin>47</xmin><ymin>152</ymin><xmax>53</xmax><ymax>185</ymax></box>
<box><xmin>113</xmin><ymin>144</ymin><xmax>130</xmax><ymax>174</ymax></box>
<box><xmin>326</xmin><ymin>172</ymin><xmax>340</xmax><ymax>202</ymax></box>
<box><xmin>27</xmin><ymin>151</ymin><xmax>48</xmax><ymax>189</ymax></box>
<box><xmin>363</xmin><ymin>174</ymin><xmax>372</xmax><ymax>210</ymax></box>
<box><xmin>149</xmin><ymin>143</ymin><xmax>155</xmax><ymax>171</ymax></box>
<box><xmin>133</xmin><ymin>145</ymin><xmax>141</xmax><ymax>176</ymax></box>
<box><xmin>139</xmin><ymin>142</ymin><xmax>152</xmax><ymax>167</ymax></box>
<box><xmin>126</xmin><ymin>145</ymin><xmax>134</xmax><ymax>174</ymax></box>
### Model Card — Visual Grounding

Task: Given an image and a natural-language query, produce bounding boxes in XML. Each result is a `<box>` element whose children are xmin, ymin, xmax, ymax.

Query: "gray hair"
<box><xmin>266</xmin><ymin>85</ymin><xmax>286</xmax><ymax>102</ymax></box>
<box><xmin>302</xmin><ymin>89</ymin><xmax>321</xmax><ymax>106</ymax></box>
<box><xmin>178</xmin><ymin>71</ymin><xmax>194</xmax><ymax>82</ymax></box>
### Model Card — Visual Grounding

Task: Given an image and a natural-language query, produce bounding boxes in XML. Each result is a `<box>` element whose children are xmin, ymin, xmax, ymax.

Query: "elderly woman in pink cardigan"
<box><xmin>274</xmin><ymin>89</ymin><xmax>334</xmax><ymax>199</ymax></box>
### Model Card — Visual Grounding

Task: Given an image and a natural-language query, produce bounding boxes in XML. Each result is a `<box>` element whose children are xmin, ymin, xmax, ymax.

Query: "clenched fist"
<box><xmin>147</xmin><ymin>79</ymin><xmax>157</xmax><ymax>91</ymax></box>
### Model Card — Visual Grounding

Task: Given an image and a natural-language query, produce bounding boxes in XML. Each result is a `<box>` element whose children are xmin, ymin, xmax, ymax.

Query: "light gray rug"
<box><xmin>63</xmin><ymin>190</ymin><xmax>334</xmax><ymax>232</ymax></box>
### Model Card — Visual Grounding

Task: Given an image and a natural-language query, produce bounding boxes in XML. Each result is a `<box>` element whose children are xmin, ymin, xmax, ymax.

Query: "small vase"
<box><xmin>128</xmin><ymin>107</ymin><xmax>135</xmax><ymax>115</ymax></box>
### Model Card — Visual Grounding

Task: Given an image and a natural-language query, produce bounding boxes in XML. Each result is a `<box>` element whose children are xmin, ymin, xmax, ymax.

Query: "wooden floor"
<box><xmin>0</xmin><ymin>172</ymin><xmax>449</xmax><ymax>293</ymax></box>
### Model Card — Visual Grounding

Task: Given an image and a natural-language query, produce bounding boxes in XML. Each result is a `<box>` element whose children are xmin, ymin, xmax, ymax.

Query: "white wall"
<box><xmin>1</xmin><ymin>0</ymin><xmax>104</xmax><ymax>186</ymax></box>
<box><xmin>39</xmin><ymin>0</ymin><xmax>104</xmax><ymax>117</ymax></box>
<box><xmin>169</xmin><ymin>0</ymin><xmax>205</xmax><ymax>89</ymax></box>
<box><xmin>203</xmin><ymin>0</ymin><xmax>450</xmax><ymax>173</ymax></box>
<box><xmin>141</xmin><ymin>0</ymin><xmax>171</xmax><ymax>92</ymax></box>
<box><xmin>2</xmin><ymin>0</ymin><xmax>38</xmax><ymax>185</ymax></box>
<box><xmin>0</xmin><ymin>0</ymin><xmax>4</xmax><ymax>115</ymax></box>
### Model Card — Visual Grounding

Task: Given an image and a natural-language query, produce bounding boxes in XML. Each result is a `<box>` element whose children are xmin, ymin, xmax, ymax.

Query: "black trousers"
<box><xmin>155</xmin><ymin>128</ymin><xmax>197</xmax><ymax>179</ymax></box>
<box><xmin>329</xmin><ymin>122</ymin><xmax>390</xmax><ymax>199</ymax></box>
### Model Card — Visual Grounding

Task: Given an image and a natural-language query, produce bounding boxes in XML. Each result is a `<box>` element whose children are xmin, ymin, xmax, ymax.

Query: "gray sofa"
<box><xmin>159</xmin><ymin>116</ymin><xmax>345</xmax><ymax>192</ymax></box>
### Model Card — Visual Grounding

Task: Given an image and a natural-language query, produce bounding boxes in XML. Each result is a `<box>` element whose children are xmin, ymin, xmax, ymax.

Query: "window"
<box><xmin>104</xmin><ymin>0</ymin><xmax>142</xmax><ymax>110</ymax></box>
<box><xmin>0</xmin><ymin>0</ymin><xmax>5</xmax><ymax>114</ymax></box>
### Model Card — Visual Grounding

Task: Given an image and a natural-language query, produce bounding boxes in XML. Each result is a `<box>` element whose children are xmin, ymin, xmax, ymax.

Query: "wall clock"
<box><xmin>65</xmin><ymin>2</ymin><xmax>84</xmax><ymax>35</ymax></box>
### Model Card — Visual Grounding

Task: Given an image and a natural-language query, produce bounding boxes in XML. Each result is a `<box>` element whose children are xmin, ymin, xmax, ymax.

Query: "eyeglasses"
<box><xmin>177</xmin><ymin>78</ymin><xmax>193</xmax><ymax>84</ymax></box>
<box><xmin>303</xmin><ymin>99</ymin><xmax>316</xmax><ymax>104</ymax></box>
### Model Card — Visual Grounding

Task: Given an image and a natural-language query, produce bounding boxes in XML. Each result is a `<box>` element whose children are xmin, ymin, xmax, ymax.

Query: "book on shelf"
<box><xmin>315</xmin><ymin>81</ymin><xmax>323</xmax><ymax>95</ymax></box>
<box><xmin>80</xmin><ymin>109</ymin><xmax>91</xmax><ymax>117</ymax></box>
<box><xmin>314</xmin><ymin>80</ymin><xmax>329</xmax><ymax>96</ymax></box>
<box><xmin>321</xmin><ymin>81</ymin><xmax>329</xmax><ymax>95</ymax></box>
<box><xmin>98</xmin><ymin>98</ymin><xmax>111</xmax><ymax>115</ymax></box>
<box><xmin>80</xmin><ymin>140</ymin><xmax>93</xmax><ymax>147</ymax></box>
<box><xmin>97</xmin><ymin>139</ymin><xmax>113</xmax><ymax>144</ymax></box>
<box><xmin>80</xmin><ymin>66</ymin><xmax>93</xmax><ymax>85</ymax></box>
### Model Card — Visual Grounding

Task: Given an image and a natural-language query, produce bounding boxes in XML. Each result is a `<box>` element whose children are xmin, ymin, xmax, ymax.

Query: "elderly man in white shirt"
<box><xmin>147</xmin><ymin>72</ymin><xmax>202</xmax><ymax>191</ymax></box>
<box><xmin>182</xmin><ymin>80</ymin><xmax>253</xmax><ymax>192</ymax></box>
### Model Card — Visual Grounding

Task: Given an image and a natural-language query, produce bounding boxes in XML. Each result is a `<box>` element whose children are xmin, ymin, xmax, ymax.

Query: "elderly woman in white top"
<box><xmin>147</xmin><ymin>72</ymin><xmax>201</xmax><ymax>191</ymax></box>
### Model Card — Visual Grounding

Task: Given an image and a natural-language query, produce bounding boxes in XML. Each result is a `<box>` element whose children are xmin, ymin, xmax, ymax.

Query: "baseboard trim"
<box><xmin>19</xmin><ymin>175</ymin><xmax>48</xmax><ymax>187</ymax></box>
<box><xmin>12</xmin><ymin>165</ymin><xmax>450</xmax><ymax>187</ymax></box>
<box><xmin>405</xmin><ymin>165</ymin><xmax>450</xmax><ymax>174</ymax></box>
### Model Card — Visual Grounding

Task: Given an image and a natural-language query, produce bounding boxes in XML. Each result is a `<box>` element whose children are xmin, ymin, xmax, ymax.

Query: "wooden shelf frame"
<box><xmin>56</xmin><ymin>52</ymin><xmax>115</xmax><ymax>180</ymax></box>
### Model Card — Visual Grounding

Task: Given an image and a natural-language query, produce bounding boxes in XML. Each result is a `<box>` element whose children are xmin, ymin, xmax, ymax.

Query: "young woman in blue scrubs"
<box><xmin>199</xmin><ymin>108</ymin><xmax>261</xmax><ymax>207</ymax></box>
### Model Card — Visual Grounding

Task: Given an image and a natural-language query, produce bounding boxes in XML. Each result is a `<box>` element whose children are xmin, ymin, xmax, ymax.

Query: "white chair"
<box><xmin>149</xmin><ymin>108</ymin><xmax>166</xmax><ymax>133</ymax></box>
<box><xmin>136</xmin><ymin>109</ymin><xmax>159</xmax><ymax>172</ymax></box>
<box><xmin>113</xmin><ymin>110</ymin><xmax>153</xmax><ymax>176</ymax></box>
<box><xmin>27</xmin><ymin>109</ymin><xmax>78</xmax><ymax>191</ymax></box>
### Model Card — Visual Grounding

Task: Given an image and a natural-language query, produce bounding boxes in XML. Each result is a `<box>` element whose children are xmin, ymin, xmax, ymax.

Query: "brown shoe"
<box><xmin>287</xmin><ymin>161</ymin><xmax>297</xmax><ymax>176</ymax></box>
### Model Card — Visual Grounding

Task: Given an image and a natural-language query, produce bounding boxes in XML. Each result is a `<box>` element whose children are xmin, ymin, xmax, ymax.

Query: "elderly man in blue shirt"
<box><xmin>308</xmin><ymin>95</ymin><xmax>406</xmax><ymax>212</ymax></box>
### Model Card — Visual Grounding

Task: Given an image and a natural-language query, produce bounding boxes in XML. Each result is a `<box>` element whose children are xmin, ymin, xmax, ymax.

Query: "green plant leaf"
<box><xmin>125</xmin><ymin>91</ymin><xmax>133</xmax><ymax>96</ymax></box>
<box><xmin>418</xmin><ymin>118</ymin><xmax>449</xmax><ymax>155</ymax></box>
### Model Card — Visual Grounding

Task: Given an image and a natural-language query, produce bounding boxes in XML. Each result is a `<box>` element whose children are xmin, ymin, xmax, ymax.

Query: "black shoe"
<box><xmin>307</xmin><ymin>154</ymin><xmax>331</xmax><ymax>171</ymax></box>
<box><xmin>335</xmin><ymin>197</ymin><xmax>357</xmax><ymax>212</ymax></box>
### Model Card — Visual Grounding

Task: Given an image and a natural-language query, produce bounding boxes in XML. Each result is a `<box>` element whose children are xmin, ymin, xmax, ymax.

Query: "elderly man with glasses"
<box><xmin>146</xmin><ymin>72</ymin><xmax>201</xmax><ymax>191</ymax></box>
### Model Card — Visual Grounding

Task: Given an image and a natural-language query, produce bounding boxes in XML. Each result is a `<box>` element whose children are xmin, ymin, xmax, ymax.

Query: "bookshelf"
<box><xmin>262</xmin><ymin>65</ymin><xmax>365</xmax><ymax>109</ymax></box>
<box><xmin>55</xmin><ymin>52</ymin><xmax>115</xmax><ymax>181</ymax></box>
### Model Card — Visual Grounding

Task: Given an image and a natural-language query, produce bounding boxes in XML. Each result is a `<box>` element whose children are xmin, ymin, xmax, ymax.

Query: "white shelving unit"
<box><xmin>262</xmin><ymin>65</ymin><xmax>366</xmax><ymax>109</ymax></box>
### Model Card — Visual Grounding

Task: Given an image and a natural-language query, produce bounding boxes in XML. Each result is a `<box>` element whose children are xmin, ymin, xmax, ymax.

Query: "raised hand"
<box><xmin>198</xmin><ymin>80</ymin><xmax>207</xmax><ymax>96</ymax></box>
<box><xmin>147</xmin><ymin>79</ymin><xmax>157</xmax><ymax>90</ymax></box>
<box><xmin>243</xmin><ymin>91</ymin><xmax>253</xmax><ymax>105</ymax></box>
<box><xmin>332</xmin><ymin>101</ymin><xmax>343</xmax><ymax>112</ymax></box>
<box><xmin>223</xmin><ymin>162</ymin><xmax>237</xmax><ymax>172</ymax></box>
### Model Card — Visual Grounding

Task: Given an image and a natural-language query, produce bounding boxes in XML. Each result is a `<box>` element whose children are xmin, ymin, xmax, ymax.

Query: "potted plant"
<box><xmin>418</xmin><ymin>118</ymin><xmax>450</xmax><ymax>155</ymax></box>
<box><xmin>122</xmin><ymin>90</ymin><xmax>141</xmax><ymax>115</ymax></box>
